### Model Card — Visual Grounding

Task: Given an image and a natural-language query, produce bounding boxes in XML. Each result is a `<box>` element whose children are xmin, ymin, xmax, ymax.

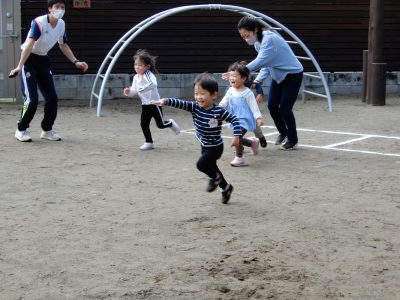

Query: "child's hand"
<box><xmin>256</xmin><ymin>118</ymin><xmax>264</xmax><ymax>126</ymax></box>
<box><xmin>231</xmin><ymin>136</ymin><xmax>240</xmax><ymax>147</ymax></box>
<box><xmin>123</xmin><ymin>87</ymin><xmax>130</xmax><ymax>96</ymax></box>
<box><xmin>256</xmin><ymin>94</ymin><xmax>264</xmax><ymax>103</ymax></box>
<box><xmin>150</xmin><ymin>98</ymin><xmax>167</xmax><ymax>105</ymax></box>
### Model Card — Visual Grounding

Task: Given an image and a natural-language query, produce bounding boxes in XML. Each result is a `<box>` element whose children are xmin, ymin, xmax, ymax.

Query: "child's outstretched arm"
<box><xmin>151</xmin><ymin>98</ymin><xmax>167</xmax><ymax>105</ymax></box>
<box><xmin>151</xmin><ymin>98</ymin><xmax>196</xmax><ymax>112</ymax></box>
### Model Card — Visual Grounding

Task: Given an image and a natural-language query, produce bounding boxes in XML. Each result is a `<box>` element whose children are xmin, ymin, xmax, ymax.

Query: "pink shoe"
<box><xmin>250</xmin><ymin>138</ymin><xmax>260</xmax><ymax>156</ymax></box>
<box><xmin>230</xmin><ymin>156</ymin><xmax>245</xmax><ymax>167</ymax></box>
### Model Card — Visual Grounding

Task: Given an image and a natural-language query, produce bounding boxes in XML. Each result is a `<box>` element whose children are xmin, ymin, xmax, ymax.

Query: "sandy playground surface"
<box><xmin>1</xmin><ymin>96</ymin><xmax>400</xmax><ymax>300</ymax></box>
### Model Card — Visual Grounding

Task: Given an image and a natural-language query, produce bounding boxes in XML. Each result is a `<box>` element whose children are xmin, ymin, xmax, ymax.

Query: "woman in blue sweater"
<box><xmin>230</xmin><ymin>16</ymin><xmax>304</xmax><ymax>150</ymax></box>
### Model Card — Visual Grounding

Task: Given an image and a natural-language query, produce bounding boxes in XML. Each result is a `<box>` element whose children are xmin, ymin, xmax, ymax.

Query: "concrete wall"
<box><xmin>50</xmin><ymin>72</ymin><xmax>400</xmax><ymax>101</ymax></box>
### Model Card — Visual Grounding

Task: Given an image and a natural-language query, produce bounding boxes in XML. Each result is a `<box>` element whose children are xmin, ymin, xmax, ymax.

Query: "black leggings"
<box><xmin>196</xmin><ymin>144</ymin><xmax>228</xmax><ymax>190</ymax></box>
<box><xmin>141</xmin><ymin>104</ymin><xmax>172</xmax><ymax>143</ymax></box>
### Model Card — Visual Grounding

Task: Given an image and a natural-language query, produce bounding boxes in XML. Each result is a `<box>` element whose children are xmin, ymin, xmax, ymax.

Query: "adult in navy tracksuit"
<box><xmin>9</xmin><ymin>0</ymin><xmax>88</xmax><ymax>142</ymax></box>
<box><xmin>227</xmin><ymin>16</ymin><xmax>304</xmax><ymax>150</ymax></box>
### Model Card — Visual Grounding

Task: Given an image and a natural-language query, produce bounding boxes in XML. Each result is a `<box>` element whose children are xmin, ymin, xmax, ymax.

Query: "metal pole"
<box><xmin>362</xmin><ymin>50</ymin><xmax>368</xmax><ymax>103</ymax></box>
<box><xmin>367</xmin><ymin>0</ymin><xmax>386</xmax><ymax>106</ymax></box>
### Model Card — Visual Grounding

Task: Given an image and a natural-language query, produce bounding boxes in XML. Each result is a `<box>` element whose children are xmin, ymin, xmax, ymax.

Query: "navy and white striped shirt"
<box><xmin>167</xmin><ymin>98</ymin><xmax>242</xmax><ymax>147</ymax></box>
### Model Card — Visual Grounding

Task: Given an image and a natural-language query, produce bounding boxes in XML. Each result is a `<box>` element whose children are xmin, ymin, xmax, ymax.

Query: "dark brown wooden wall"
<box><xmin>20</xmin><ymin>0</ymin><xmax>400</xmax><ymax>75</ymax></box>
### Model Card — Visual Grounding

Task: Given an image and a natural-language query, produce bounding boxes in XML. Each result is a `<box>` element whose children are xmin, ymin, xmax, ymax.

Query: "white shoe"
<box><xmin>15</xmin><ymin>129</ymin><xmax>32</xmax><ymax>142</ymax></box>
<box><xmin>139</xmin><ymin>142</ymin><xmax>154</xmax><ymax>150</ymax></box>
<box><xmin>230</xmin><ymin>156</ymin><xmax>245</xmax><ymax>167</ymax></box>
<box><xmin>169</xmin><ymin>119</ymin><xmax>181</xmax><ymax>135</ymax></box>
<box><xmin>40</xmin><ymin>130</ymin><xmax>62</xmax><ymax>141</ymax></box>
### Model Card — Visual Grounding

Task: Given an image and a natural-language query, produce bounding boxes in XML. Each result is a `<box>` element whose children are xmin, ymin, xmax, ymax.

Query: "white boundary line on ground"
<box><xmin>181</xmin><ymin>125</ymin><xmax>400</xmax><ymax>158</ymax></box>
<box><xmin>323</xmin><ymin>136</ymin><xmax>371</xmax><ymax>148</ymax></box>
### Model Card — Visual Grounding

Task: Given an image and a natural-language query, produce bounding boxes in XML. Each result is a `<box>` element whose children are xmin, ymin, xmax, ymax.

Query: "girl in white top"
<box><xmin>123</xmin><ymin>49</ymin><xmax>180</xmax><ymax>150</ymax></box>
<box><xmin>219</xmin><ymin>62</ymin><xmax>264</xmax><ymax>167</ymax></box>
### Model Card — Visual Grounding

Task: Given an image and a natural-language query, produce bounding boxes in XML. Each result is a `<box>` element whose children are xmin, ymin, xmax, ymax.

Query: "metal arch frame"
<box><xmin>90</xmin><ymin>4</ymin><xmax>332</xmax><ymax>116</ymax></box>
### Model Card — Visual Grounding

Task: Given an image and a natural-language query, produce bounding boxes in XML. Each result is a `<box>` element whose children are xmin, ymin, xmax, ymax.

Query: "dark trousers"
<box><xmin>197</xmin><ymin>144</ymin><xmax>228</xmax><ymax>190</ymax></box>
<box><xmin>268</xmin><ymin>72</ymin><xmax>303</xmax><ymax>143</ymax></box>
<box><xmin>141</xmin><ymin>104</ymin><xmax>172</xmax><ymax>143</ymax></box>
<box><xmin>18</xmin><ymin>53</ymin><xmax>58</xmax><ymax>132</ymax></box>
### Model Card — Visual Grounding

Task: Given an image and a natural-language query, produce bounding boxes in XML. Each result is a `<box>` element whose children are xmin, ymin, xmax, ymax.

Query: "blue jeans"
<box><xmin>268</xmin><ymin>72</ymin><xmax>303</xmax><ymax>143</ymax></box>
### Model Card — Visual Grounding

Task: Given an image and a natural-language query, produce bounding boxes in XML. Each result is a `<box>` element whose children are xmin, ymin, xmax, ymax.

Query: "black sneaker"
<box><xmin>280</xmin><ymin>140</ymin><xmax>298</xmax><ymax>150</ymax></box>
<box><xmin>275</xmin><ymin>134</ymin><xmax>286</xmax><ymax>145</ymax></box>
<box><xmin>259</xmin><ymin>136</ymin><xmax>267</xmax><ymax>148</ymax></box>
<box><xmin>206</xmin><ymin>177</ymin><xmax>221</xmax><ymax>192</ymax></box>
<box><xmin>221</xmin><ymin>184</ymin><xmax>234</xmax><ymax>204</ymax></box>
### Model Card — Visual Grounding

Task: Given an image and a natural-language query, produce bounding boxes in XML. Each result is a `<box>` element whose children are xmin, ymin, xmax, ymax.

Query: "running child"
<box><xmin>224</xmin><ymin>74</ymin><xmax>267</xmax><ymax>148</ymax></box>
<box><xmin>219</xmin><ymin>62</ymin><xmax>264</xmax><ymax>167</ymax></box>
<box><xmin>123</xmin><ymin>49</ymin><xmax>180</xmax><ymax>150</ymax></box>
<box><xmin>151</xmin><ymin>73</ymin><xmax>241</xmax><ymax>204</ymax></box>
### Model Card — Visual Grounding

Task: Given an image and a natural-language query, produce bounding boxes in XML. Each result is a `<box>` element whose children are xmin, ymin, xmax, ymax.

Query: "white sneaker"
<box><xmin>40</xmin><ymin>130</ymin><xmax>62</xmax><ymax>141</ymax></box>
<box><xmin>169</xmin><ymin>119</ymin><xmax>181</xmax><ymax>135</ymax></box>
<box><xmin>15</xmin><ymin>129</ymin><xmax>32</xmax><ymax>142</ymax></box>
<box><xmin>139</xmin><ymin>142</ymin><xmax>154</xmax><ymax>150</ymax></box>
<box><xmin>230</xmin><ymin>156</ymin><xmax>245</xmax><ymax>167</ymax></box>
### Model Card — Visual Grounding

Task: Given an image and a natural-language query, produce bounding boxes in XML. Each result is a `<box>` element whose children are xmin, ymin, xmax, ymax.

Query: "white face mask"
<box><xmin>244</xmin><ymin>34</ymin><xmax>258</xmax><ymax>46</ymax></box>
<box><xmin>52</xmin><ymin>9</ymin><xmax>65</xmax><ymax>20</ymax></box>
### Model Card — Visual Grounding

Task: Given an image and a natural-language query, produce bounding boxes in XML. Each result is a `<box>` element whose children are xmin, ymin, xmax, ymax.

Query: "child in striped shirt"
<box><xmin>151</xmin><ymin>73</ymin><xmax>241</xmax><ymax>204</ymax></box>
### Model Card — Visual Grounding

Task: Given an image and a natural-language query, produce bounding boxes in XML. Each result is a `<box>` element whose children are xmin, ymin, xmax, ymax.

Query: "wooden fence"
<box><xmin>20</xmin><ymin>0</ymin><xmax>400</xmax><ymax>74</ymax></box>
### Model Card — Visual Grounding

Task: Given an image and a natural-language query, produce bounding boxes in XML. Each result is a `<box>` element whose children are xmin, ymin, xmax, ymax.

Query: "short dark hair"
<box><xmin>228</xmin><ymin>61</ymin><xmax>250</xmax><ymax>81</ymax></box>
<box><xmin>194</xmin><ymin>73</ymin><xmax>218</xmax><ymax>94</ymax></box>
<box><xmin>48</xmin><ymin>0</ymin><xmax>66</xmax><ymax>8</ymax></box>
<box><xmin>237</xmin><ymin>16</ymin><xmax>264</xmax><ymax>42</ymax></box>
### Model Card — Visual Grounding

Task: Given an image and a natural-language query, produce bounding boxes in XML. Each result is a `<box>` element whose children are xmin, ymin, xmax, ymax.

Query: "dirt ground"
<box><xmin>1</xmin><ymin>95</ymin><xmax>400</xmax><ymax>300</ymax></box>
